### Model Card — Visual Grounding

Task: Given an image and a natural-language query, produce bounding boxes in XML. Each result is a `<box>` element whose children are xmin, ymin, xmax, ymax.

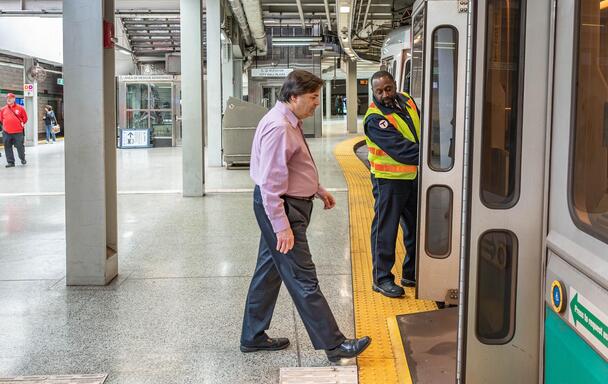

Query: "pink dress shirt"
<box><xmin>250</xmin><ymin>102</ymin><xmax>328</xmax><ymax>233</ymax></box>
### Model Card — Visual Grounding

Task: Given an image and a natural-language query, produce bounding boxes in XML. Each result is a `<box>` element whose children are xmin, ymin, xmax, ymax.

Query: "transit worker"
<box><xmin>241</xmin><ymin>70</ymin><xmax>371</xmax><ymax>362</ymax></box>
<box><xmin>0</xmin><ymin>93</ymin><xmax>28</xmax><ymax>168</ymax></box>
<box><xmin>364</xmin><ymin>70</ymin><xmax>420</xmax><ymax>298</ymax></box>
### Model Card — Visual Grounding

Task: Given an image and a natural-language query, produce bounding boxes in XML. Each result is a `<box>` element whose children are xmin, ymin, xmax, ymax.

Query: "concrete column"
<box><xmin>63</xmin><ymin>0</ymin><xmax>117</xmax><ymax>285</ymax></box>
<box><xmin>325</xmin><ymin>80</ymin><xmax>332</xmax><ymax>120</ymax></box>
<box><xmin>180</xmin><ymin>0</ymin><xmax>205</xmax><ymax>196</ymax></box>
<box><xmin>206</xmin><ymin>0</ymin><xmax>223</xmax><ymax>166</ymax></box>
<box><xmin>221</xmin><ymin>44</ymin><xmax>234</xmax><ymax>111</ymax></box>
<box><xmin>346</xmin><ymin>59</ymin><xmax>358</xmax><ymax>133</ymax></box>
<box><xmin>22</xmin><ymin>57</ymin><xmax>38</xmax><ymax>146</ymax></box>
<box><xmin>233</xmin><ymin>59</ymin><xmax>243</xmax><ymax>100</ymax></box>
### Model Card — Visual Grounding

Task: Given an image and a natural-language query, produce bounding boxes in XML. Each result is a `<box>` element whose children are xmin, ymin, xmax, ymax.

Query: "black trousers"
<box><xmin>3</xmin><ymin>131</ymin><xmax>25</xmax><ymax>165</ymax></box>
<box><xmin>241</xmin><ymin>186</ymin><xmax>345</xmax><ymax>350</ymax></box>
<box><xmin>370</xmin><ymin>175</ymin><xmax>418</xmax><ymax>285</ymax></box>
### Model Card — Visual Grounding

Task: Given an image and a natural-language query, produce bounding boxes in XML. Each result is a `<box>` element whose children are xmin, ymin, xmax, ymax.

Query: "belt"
<box><xmin>283</xmin><ymin>194</ymin><xmax>315</xmax><ymax>202</ymax></box>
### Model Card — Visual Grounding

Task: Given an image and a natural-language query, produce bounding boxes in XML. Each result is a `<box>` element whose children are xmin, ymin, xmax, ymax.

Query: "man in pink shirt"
<box><xmin>240</xmin><ymin>70</ymin><xmax>371</xmax><ymax>362</ymax></box>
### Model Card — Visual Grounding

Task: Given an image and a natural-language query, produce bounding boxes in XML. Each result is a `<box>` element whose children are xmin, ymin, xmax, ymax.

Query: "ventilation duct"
<box><xmin>227</xmin><ymin>0</ymin><xmax>267</xmax><ymax>56</ymax></box>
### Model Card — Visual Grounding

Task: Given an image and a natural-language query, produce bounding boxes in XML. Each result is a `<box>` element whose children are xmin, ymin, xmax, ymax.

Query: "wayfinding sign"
<box><xmin>23</xmin><ymin>84</ymin><xmax>34</xmax><ymax>97</ymax></box>
<box><xmin>119</xmin><ymin>128</ymin><xmax>152</xmax><ymax>148</ymax></box>
<box><xmin>251</xmin><ymin>68</ymin><xmax>294</xmax><ymax>78</ymax></box>
<box><xmin>568</xmin><ymin>287</ymin><xmax>608</xmax><ymax>359</ymax></box>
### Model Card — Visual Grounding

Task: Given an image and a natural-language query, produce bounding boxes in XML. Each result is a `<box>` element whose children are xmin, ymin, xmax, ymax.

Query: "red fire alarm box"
<box><xmin>103</xmin><ymin>20</ymin><xmax>114</xmax><ymax>49</ymax></box>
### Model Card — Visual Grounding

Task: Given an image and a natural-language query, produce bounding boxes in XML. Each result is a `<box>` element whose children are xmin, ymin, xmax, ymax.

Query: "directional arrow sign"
<box><xmin>570</xmin><ymin>293</ymin><xmax>608</xmax><ymax>348</ymax></box>
<box><xmin>568</xmin><ymin>288</ymin><xmax>608</xmax><ymax>359</ymax></box>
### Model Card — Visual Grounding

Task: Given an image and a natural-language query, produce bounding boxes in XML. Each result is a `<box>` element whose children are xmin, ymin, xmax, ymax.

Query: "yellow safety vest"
<box><xmin>364</xmin><ymin>92</ymin><xmax>421</xmax><ymax>180</ymax></box>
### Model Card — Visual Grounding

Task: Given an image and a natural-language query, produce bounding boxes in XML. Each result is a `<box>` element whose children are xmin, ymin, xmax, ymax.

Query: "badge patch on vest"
<box><xmin>379</xmin><ymin>120</ymin><xmax>388</xmax><ymax>129</ymax></box>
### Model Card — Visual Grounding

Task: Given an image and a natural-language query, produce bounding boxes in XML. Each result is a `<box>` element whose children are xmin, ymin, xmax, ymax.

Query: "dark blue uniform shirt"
<box><xmin>364</xmin><ymin>94</ymin><xmax>420</xmax><ymax>166</ymax></box>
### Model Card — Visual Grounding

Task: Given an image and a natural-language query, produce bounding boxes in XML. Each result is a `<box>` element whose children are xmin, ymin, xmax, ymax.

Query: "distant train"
<box><xmin>382</xmin><ymin>0</ymin><xmax>608</xmax><ymax>382</ymax></box>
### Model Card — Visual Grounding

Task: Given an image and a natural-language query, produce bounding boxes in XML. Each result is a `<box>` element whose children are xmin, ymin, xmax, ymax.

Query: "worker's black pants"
<box><xmin>3</xmin><ymin>131</ymin><xmax>25</xmax><ymax>165</ymax></box>
<box><xmin>370</xmin><ymin>175</ymin><xmax>418</xmax><ymax>285</ymax></box>
<box><xmin>241</xmin><ymin>186</ymin><xmax>346</xmax><ymax>350</ymax></box>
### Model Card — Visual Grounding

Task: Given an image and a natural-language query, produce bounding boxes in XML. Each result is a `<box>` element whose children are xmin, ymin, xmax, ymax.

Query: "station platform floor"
<box><xmin>0</xmin><ymin>118</ymin><xmax>366</xmax><ymax>383</ymax></box>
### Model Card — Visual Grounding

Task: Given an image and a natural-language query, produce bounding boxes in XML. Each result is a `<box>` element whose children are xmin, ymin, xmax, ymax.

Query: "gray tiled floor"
<box><xmin>0</xmin><ymin>119</ymin><xmax>364</xmax><ymax>383</ymax></box>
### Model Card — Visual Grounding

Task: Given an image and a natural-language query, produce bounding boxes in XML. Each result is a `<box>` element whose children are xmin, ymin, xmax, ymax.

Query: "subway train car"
<box><xmin>401</xmin><ymin>0</ymin><xmax>608</xmax><ymax>382</ymax></box>
<box><xmin>380</xmin><ymin>26</ymin><xmax>412</xmax><ymax>94</ymax></box>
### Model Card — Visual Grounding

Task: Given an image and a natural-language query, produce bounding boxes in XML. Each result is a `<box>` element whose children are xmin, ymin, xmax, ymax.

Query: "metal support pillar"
<box><xmin>206</xmin><ymin>0</ymin><xmax>223</xmax><ymax>166</ymax></box>
<box><xmin>22</xmin><ymin>57</ymin><xmax>38</xmax><ymax>146</ymax></box>
<box><xmin>181</xmin><ymin>0</ymin><xmax>205</xmax><ymax>196</ymax></box>
<box><xmin>346</xmin><ymin>59</ymin><xmax>358</xmax><ymax>133</ymax></box>
<box><xmin>63</xmin><ymin>0</ymin><xmax>118</xmax><ymax>285</ymax></box>
<box><xmin>233</xmin><ymin>58</ymin><xmax>243</xmax><ymax>99</ymax></box>
<box><xmin>325</xmin><ymin>80</ymin><xmax>332</xmax><ymax>120</ymax></box>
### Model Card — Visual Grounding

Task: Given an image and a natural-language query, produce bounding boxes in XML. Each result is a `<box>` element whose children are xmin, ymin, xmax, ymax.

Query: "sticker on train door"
<box><xmin>567</xmin><ymin>287</ymin><xmax>608</xmax><ymax>359</ymax></box>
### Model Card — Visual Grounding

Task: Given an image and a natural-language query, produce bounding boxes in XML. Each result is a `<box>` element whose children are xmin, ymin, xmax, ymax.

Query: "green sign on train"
<box><xmin>568</xmin><ymin>288</ymin><xmax>608</xmax><ymax>358</ymax></box>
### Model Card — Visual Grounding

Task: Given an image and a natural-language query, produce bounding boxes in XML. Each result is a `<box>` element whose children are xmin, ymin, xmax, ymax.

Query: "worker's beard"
<box><xmin>380</xmin><ymin>96</ymin><xmax>397</xmax><ymax>109</ymax></box>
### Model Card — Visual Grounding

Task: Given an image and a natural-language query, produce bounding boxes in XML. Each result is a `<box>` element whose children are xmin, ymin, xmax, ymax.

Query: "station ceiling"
<box><xmin>2</xmin><ymin>0</ymin><xmax>415</xmax><ymax>63</ymax></box>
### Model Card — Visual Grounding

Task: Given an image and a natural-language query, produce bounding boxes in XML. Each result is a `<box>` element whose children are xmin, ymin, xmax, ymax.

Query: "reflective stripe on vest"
<box><xmin>368</xmin><ymin>146</ymin><xmax>387</xmax><ymax>156</ymax></box>
<box><xmin>364</xmin><ymin>92</ymin><xmax>420</xmax><ymax>180</ymax></box>
<box><xmin>369</xmin><ymin>162</ymin><xmax>417</xmax><ymax>174</ymax></box>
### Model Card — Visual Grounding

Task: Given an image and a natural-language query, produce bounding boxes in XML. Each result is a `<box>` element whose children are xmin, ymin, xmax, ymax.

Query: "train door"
<box><xmin>463</xmin><ymin>0</ymin><xmax>551</xmax><ymax>382</ymax></box>
<box><xmin>544</xmin><ymin>1</ymin><xmax>608</xmax><ymax>382</ymax></box>
<box><xmin>415</xmin><ymin>0</ymin><xmax>467</xmax><ymax>303</ymax></box>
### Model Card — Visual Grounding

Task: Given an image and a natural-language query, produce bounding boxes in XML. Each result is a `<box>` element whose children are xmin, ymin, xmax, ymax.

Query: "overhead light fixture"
<box><xmin>340</xmin><ymin>6</ymin><xmax>350</xmax><ymax>13</ymax></box>
<box><xmin>308</xmin><ymin>44</ymin><xmax>326</xmax><ymax>51</ymax></box>
<box><xmin>273</xmin><ymin>42</ymin><xmax>316</xmax><ymax>47</ymax></box>
<box><xmin>272</xmin><ymin>36</ymin><xmax>322</xmax><ymax>43</ymax></box>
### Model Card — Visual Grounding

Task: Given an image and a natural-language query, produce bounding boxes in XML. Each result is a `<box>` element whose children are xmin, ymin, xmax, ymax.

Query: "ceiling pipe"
<box><xmin>323</xmin><ymin>0</ymin><xmax>332</xmax><ymax>31</ymax></box>
<box><xmin>295</xmin><ymin>0</ymin><xmax>306</xmax><ymax>29</ymax></box>
<box><xmin>241</xmin><ymin>0</ymin><xmax>267</xmax><ymax>55</ymax></box>
<box><xmin>226</xmin><ymin>0</ymin><xmax>254</xmax><ymax>47</ymax></box>
<box><xmin>361</xmin><ymin>0</ymin><xmax>372</xmax><ymax>33</ymax></box>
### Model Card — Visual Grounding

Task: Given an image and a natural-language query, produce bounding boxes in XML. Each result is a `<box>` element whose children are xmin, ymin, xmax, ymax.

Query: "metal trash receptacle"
<box><xmin>222</xmin><ymin>97</ymin><xmax>268</xmax><ymax>168</ymax></box>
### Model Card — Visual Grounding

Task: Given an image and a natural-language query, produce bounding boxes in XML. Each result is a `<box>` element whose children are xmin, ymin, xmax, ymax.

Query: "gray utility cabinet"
<box><xmin>222</xmin><ymin>97</ymin><xmax>268</xmax><ymax>167</ymax></box>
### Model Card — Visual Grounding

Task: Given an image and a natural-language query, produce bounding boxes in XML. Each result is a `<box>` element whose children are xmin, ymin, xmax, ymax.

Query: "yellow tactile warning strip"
<box><xmin>334</xmin><ymin>136</ymin><xmax>437</xmax><ymax>384</ymax></box>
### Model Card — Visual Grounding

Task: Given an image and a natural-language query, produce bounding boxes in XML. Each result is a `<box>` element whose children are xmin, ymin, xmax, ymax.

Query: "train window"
<box><xmin>570</xmin><ymin>0</ymin><xmax>608</xmax><ymax>244</ymax></box>
<box><xmin>480</xmin><ymin>0</ymin><xmax>525</xmax><ymax>208</ymax></box>
<box><xmin>429</xmin><ymin>26</ymin><xmax>458</xmax><ymax>171</ymax></box>
<box><xmin>476</xmin><ymin>231</ymin><xmax>518</xmax><ymax>344</ymax></box>
<box><xmin>411</xmin><ymin>6</ymin><xmax>426</xmax><ymax>101</ymax></box>
<box><xmin>425</xmin><ymin>186</ymin><xmax>453</xmax><ymax>258</ymax></box>
<box><xmin>402</xmin><ymin>59</ymin><xmax>411</xmax><ymax>94</ymax></box>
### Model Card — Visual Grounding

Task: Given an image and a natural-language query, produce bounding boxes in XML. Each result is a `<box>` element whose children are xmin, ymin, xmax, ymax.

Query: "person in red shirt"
<box><xmin>0</xmin><ymin>93</ymin><xmax>28</xmax><ymax>167</ymax></box>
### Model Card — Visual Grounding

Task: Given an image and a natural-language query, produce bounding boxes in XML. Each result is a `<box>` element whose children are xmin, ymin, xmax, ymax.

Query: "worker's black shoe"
<box><xmin>326</xmin><ymin>336</ymin><xmax>372</xmax><ymax>362</ymax></box>
<box><xmin>240</xmin><ymin>337</ymin><xmax>290</xmax><ymax>353</ymax></box>
<box><xmin>5</xmin><ymin>163</ymin><xmax>15</xmax><ymax>168</ymax></box>
<box><xmin>21</xmin><ymin>159</ymin><xmax>26</xmax><ymax>165</ymax></box>
<box><xmin>372</xmin><ymin>281</ymin><xmax>405</xmax><ymax>298</ymax></box>
<box><xmin>400</xmin><ymin>278</ymin><xmax>416</xmax><ymax>288</ymax></box>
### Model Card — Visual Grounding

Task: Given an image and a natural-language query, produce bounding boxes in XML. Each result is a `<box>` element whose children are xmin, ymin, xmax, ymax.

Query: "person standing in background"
<box><xmin>0</xmin><ymin>93</ymin><xmax>28</xmax><ymax>167</ymax></box>
<box><xmin>43</xmin><ymin>105</ymin><xmax>57</xmax><ymax>144</ymax></box>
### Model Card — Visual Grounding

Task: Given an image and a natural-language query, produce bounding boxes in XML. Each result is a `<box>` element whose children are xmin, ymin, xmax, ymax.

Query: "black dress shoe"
<box><xmin>240</xmin><ymin>337</ymin><xmax>290</xmax><ymax>353</ymax></box>
<box><xmin>372</xmin><ymin>281</ymin><xmax>405</xmax><ymax>298</ymax></box>
<box><xmin>21</xmin><ymin>159</ymin><xmax>26</xmax><ymax>165</ymax></box>
<box><xmin>325</xmin><ymin>336</ymin><xmax>372</xmax><ymax>362</ymax></box>
<box><xmin>5</xmin><ymin>163</ymin><xmax>15</xmax><ymax>168</ymax></box>
<box><xmin>401</xmin><ymin>278</ymin><xmax>416</xmax><ymax>287</ymax></box>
